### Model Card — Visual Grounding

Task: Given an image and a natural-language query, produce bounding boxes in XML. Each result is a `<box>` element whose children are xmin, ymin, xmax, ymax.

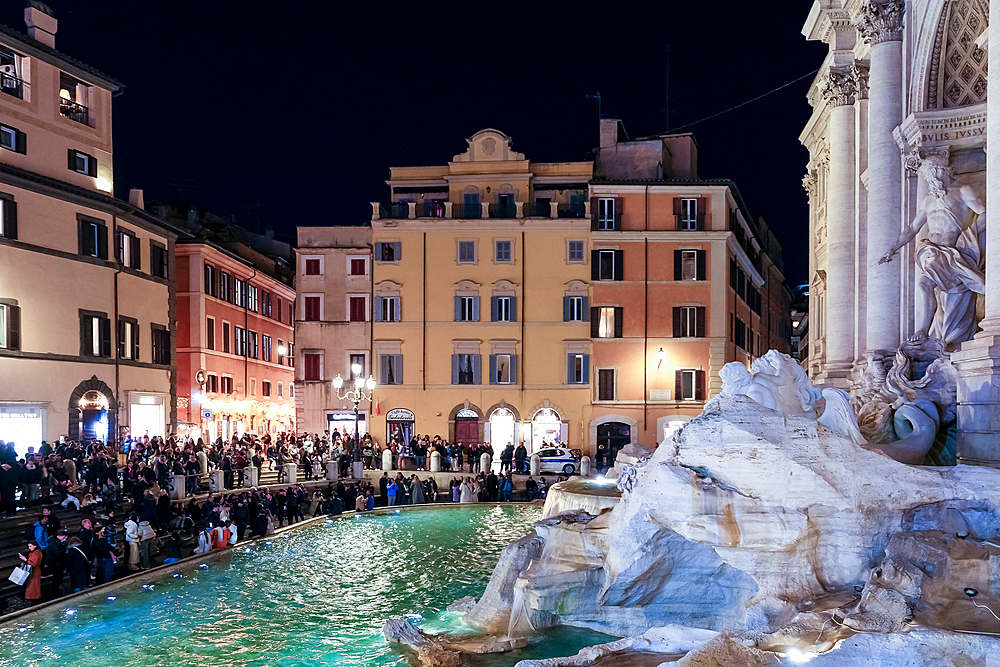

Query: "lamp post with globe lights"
<box><xmin>332</xmin><ymin>363</ymin><xmax>376</xmax><ymax>444</ymax></box>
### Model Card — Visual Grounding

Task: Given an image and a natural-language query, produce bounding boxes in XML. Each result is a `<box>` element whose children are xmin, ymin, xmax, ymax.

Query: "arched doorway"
<box><xmin>68</xmin><ymin>376</ymin><xmax>117</xmax><ymax>445</ymax></box>
<box><xmin>79</xmin><ymin>391</ymin><xmax>110</xmax><ymax>444</ymax></box>
<box><xmin>487</xmin><ymin>407</ymin><xmax>516</xmax><ymax>466</ymax></box>
<box><xmin>530</xmin><ymin>407</ymin><xmax>563</xmax><ymax>453</ymax></box>
<box><xmin>454</xmin><ymin>408</ymin><xmax>479</xmax><ymax>447</ymax></box>
<box><xmin>596</xmin><ymin>422</ymin><xmax>631</xmax><ymax>470</ymax></box>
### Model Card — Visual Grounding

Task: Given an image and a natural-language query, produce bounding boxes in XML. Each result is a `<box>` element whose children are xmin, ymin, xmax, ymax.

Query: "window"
<box><xmin>458</xmin><ymin>240</ymin><xmax>476</xmax><ymax>263</ymax></box>
<box><xmin>592</xmin><ymin>249</ymin><xmax>623</xmax><ymax>281</ymax></box>
<box><xmin>591</xmin><ymin>306</ymin><xmax>623</xmax><ymax>338</ymax></box>
<box><xmin>350</xmin><ymin>258</ymin><xmax>367</xmax><ymax>275</ymax></box>
<box><xmin>277</xmin><ymin>381</ymin><xmax>283</xmax><ymax>398</ymax></box>
<box><xmin>204</xmin><ymin>264</ymin><xmax>216</xmax><ymax>297</ymax></box>
<box><xmin>676</xmin><ymin>369</ymin><xmax>705</xmax><ymax>401</ymax></box>
<box><xmin>206</xmin><ymin>374</ymin><xmax>218</xmax><ymax>393</ymax></box>
<box><xmin>597</xmin><ymin>369</ymin><xmax>615</xmax><ymax>401</ymax></box>
<box><xmin>289</xmin><ymin>383</ymin><xmax>294</xmax><ymax>397</ymax></box>
<box><xmin>221</xmin><ymin>376</ymin><xmax>234</xmax><ymax>395</ymax></box>
<box><xmin>735</xmin><ymin>317</ymin><xmax>747</xmax><ymax>350</ymax></box>
<box><xmin>234</xmin><ymin>326</ymin><xmax>247</xmax><ymax>356</ymax></box>
<box><xmin>495</xmin><ymin>240</ymin><xmax>512</xmax><ymax>263</ymax></box>
<box><xmin>152</xmin><ymin>325</ymin><xmax>170</xmax><ymax>364</ymax></box>
<box><xmin>219</xmin><ymin>272</ymin><xmax>231</xmax><ymax>301</ymax></box>
<box><xmin>276</xmin><ymin>298</ymin><xmax>282</xmax><ymax>323</ymax></box>
<box><xmin>59</xmin><ymin>73</ymin><xmax>90</xmax><ymax>125</ymax></box>
<box><xmin>206</xmin><ymin>317</ymin><xmax>215</xmax><ymax>350</ymax></box>
<box><xmin>288</xmin><ymin>343</ymin><xmax>295</xmax><ymax>367</ymax></box>
<box><xmin>78</xmin><ymin>217</ymin><xmax>108</xmax><ymax>259</ymax></box>
<box><xmin>262</xmin><ymin>381</ymin><xmax>271</xmax><ymax>397</ymax></box>
<box><xmin>567</xmin><ymin>240</ymin><xmax>585</xmax><ymax>263</ymax></box>
<box><xmin>68</xmin><ymin>149</ymin><xmax>96</xmax><ymax>176</ymax></box>
<box><xmin>304</xmin><ymin>352</ymin><xmax>323</xmax><ymax>381</ymax></box>
<box><xmin>304</xmin><ymin>296</ymin><xmax>321</xmax><ymax>321</ymax></box>
<box><xmin>0</xmin><ymin>49</ymin><xmax>25</xmax><ymax>100</ymax></box>
<box><xmin>249</xmin><ymin>331</ymin><xmax>259</xmax><ymax>359</ymax></box>
<box><xmin>248</xmin><ymin>286</ymin><xmax>259</xmax><ymax>312</ymax></box>
<box><xmin>490</xmin><ymin>354</ymin><xmax>515</xmax><ymax>384</ymax></box>
<box><xmin>150</xmin><ymin>242</ymin><xmax>167</xmax><ymax>279</ymax></box>
<box><xmin>0</xmin><ymin>196</ymin><xmax>17</xmax><ymax>240</ymax></box>
<box><xmin>304</xmin><ymin>258</ymin><xmax>321</xmax><ymax>275</ymax></box>
<box><xmin>380</xmin><ymin>354</ymin><xmax>403</xmax><ymax>385</ymax></box>
<box><xmin>349</xmin><ymin>354</ymin><xmax>366</xmax><ymax>380</ymax></box>
<box><xmin>117</xmin><ymin>318</ymin><xmax>139</xmax><ymax>360</ymax></box>
<box><xmin>277</xmin><ymin>339</ymin><xmax>285</xmax><ymax>365</ymax></box>
<box><xmin>679</xmin><ymin>250</ymin><xmax>698</xmax><ymax>281</ymax></box>
<box><xmin>567</xmin><ymin>353</ymin><xmax>588</xmax><ymax>384</ymax></box>
<box><xmin>673</xmin><ymin>306</ymin><xmax>705</xmax><ymax>338</ymax></box>
<box><xmin>375</xmin><ymin>242</ymin><xmax>401</xmax><ymax>262</ymax></box>
<box><xmin>116</xmin><ymin>229</ymin><xmax>140</xmax><ymax>269</ymax></box>
<box><xmin>0</xmin><ymin>303</ymin><xmax>21</xmax><ymax>350</ymax></box>
<box><xmin>456</xmin><ymin>296</ymin><xmax>479</xmax><ymax>322</ymax></box>
<box><xmin>564</xmin><ymin>295</ymin><xmax>587</xmax><ymax>322</ymax></box>
<box><xmin>80</xmin><ymin>311</ymin><xmax>111</xmax><ymax>357</ymax></box>
<box><xmin>349</xmin><ymin>296</ymin><xmax>367</xmax><ymax>322</ymax></box>
<box><xmin>0</xmin><ymin>124</ymin><xmax>25</xmax><ymax>154</ymax></box>
<box><xmin>234</xmin><ymin>279</ymin><xmax>246</xmax><ymax>307</ymax></box>
<box><xmin>491</xmin><ymin>296</ymin><xmax>515</xmax><ymax>322</ymax></box>
<box><xmin>263</xmin><ymin>335</ymin><xmax>272</xmax><ymax>362</ymax></box>
<box><xmin>377</xmin><ymin>296</ymin><xmax>400</xmax><ymax>322</ymax></box>
<box><xmin>452</xmin><ymin>353</ymin><xmax>480</xmax><ymax>385</ymax></box>
<box><xmin>262</xmin><ymin>292</ymin><xmax>272</xmax><ymax>317</ymax></box>
<box><xmin>596</xmin><ymin>198</ymin><xmax>617</xmax><ymax>231</ymax></box>
<box><xmin>675</xmin><ymin>197</ymin><xmax>704</xmax><ymax>231</ymax></box>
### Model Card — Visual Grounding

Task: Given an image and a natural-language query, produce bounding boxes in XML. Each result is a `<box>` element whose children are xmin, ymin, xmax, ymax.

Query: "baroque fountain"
<box><xmin>385</xmin><ymin>346</ymin><xmax>1000</xmax><ymax>666</ymax></box>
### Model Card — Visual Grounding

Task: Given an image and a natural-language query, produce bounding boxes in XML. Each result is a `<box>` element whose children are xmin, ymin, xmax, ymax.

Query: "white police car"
<box><xmin>536</xmin><ymin>447</ymin><xmax>579</xmax><ymax>475</ymax></box>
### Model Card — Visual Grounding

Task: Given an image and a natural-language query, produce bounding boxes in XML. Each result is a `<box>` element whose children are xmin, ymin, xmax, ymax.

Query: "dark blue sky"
<box><xmin>2</xmin><ymin>2</ymin><xmax>827</xmax><ymax>284</ymax></box>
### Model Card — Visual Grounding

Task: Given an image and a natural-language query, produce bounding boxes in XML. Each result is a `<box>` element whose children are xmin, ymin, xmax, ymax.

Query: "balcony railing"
<box><xmin>0</xmin><ymin>73</ymin><xmax>26</xmax><ymax>100</ymax></box>
<box><xmin>59</xmin><ymin>98</ymin><xmax>89</xmax><ymax>125</ymax></box>
<box><xmin>488</xmin><ymin>202</ymin><xmax>516</xmax><ymax>219</ymax></box>
<box><xmin>379</xmin><ymin>202</ymin><xmax>410</xmax><ymax>219</ymax></box>
<box><xmin>451</xmin><ymin>203</ymin><xmax>482</xmax><ymax>219</ymax></box>
<box><xmin>558</xmin><ymin>203</ymin><xmax>586</xmax><ymax>218</ymax></box>
<box><xmin>415</xmin><ymin>201</ymin><xmax>447</xmax><ymax>218</ymax></box>
<box><xmin>522</xmin><ymin>201</ymin><xmax>551</xmax><ymax>217</ymax></box>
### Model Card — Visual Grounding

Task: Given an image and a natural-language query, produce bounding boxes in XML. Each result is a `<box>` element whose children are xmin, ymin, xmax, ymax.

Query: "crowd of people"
<box><xmin>1</xmin><ymin>429</ymin><xmax>565</xmax><ymax>611</ymax></box>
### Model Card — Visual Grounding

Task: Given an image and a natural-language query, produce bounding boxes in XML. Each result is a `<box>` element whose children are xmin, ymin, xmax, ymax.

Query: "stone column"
<box><xmin>952</xmin><ymin>0</ymin><xmax>1000</xmax><ymax>466</ymax></box>
<box><xmin>856</xmin><ymin>0</ymin><xmax>904</xmax><ymax>355</ymax></box>
<box><xmin>818</xmin><ymin>67</ymin><xmax>858</xmax><ymax>386</ymax></box>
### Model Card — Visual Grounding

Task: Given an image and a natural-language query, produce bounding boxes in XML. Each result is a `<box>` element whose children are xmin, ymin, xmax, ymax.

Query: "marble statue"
<box><xmin>716</xmin><ymin>351</ymin><xmax>822</xmax><ymax>418</ymax></box>
<box><xmin>879</xmin><ymin>151</ymin><xmax>985</xmax><ymax>347</ymax></box>
<box><xmin>817</xmin><ymin>387</ymin><xmax>866</xmax><ymax>445</ymax></box>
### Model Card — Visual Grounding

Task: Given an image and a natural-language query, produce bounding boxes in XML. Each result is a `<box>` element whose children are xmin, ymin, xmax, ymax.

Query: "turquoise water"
<box><xmin>0</xmin><ymin>505</ymin><xmax>613</xmax><ymax>667</ymax></box>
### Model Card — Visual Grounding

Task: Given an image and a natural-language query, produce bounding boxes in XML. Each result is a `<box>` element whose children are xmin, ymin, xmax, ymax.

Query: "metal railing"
<box><xmin>558</xmin><ymin>203</ymin><xmax>586</xmax><ymax>218</ymax></box>
<box><xmin>450</xmin><ymin>203</ymin><xmax>482</xmax><ymax>219</ymax></box>
<box><xmin>415</xmin><ymin>201</ymin><xmax>446</xmax><ymax>218</ymax></box>
<box><xmin>522</xmin><ymin>201</ymin><xmax>551</xmax><ymax>217</ymax></box>
<box><xmin>379</xmin><ymin>202</ymin><xmax>409</xmax><ymax>219</ymax></box>
<box><xmin>0</xmin><ymin>73</ymin><xmax>26</xmax><ymax>100</ymax></box>
<box><xmin>59</xmin><ymin>98</ymin><xmax>89</xmax><ymax>125</ymax></box>
<box><xmin>488</xmin><ymin>202</ymin><xmax>516</xmax><ymax>219</ymax></box>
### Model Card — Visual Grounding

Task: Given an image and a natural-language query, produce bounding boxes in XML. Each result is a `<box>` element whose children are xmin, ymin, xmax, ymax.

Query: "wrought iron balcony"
<box><xmin>488</xmin><ymin>202</ymin><xmax>516</xmax><ymax>219</ymax></box>
<box><xmin>522</xmin><ymin>201</ymin><xmax>552</xmax><ymax>217</ymax></box>
<box><xmin>379</xmin><ymin>202</ymin><xmax>410</xmax><ymax>219</ymax></box>
<box><xmin>0</xmin><ymin>73</ymin><xmax>25</xmax><ymax>100</ymax></box>
<box><xmin>59</xmin><ymin>97</ymin><xmax>89</xmax><ymax>125</ymax></box>
<box><xmin>415</xmin><ymin>201</ymin><xmax>446</xmax><ymax>218</ymax></box>
<box><xmin>558</xmin><ymin>202</ymin><xmax>586</xmax><ymax>218</ymax></box>
<box><xmin>450</xmin><ymin>203</ymin><xmax>482</xmax><ymax>219</ymax></box>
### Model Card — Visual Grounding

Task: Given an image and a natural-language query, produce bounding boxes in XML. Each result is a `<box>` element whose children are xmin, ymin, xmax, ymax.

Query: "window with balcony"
<box><xmin>0</xmin><ymin>49</ymin><xmax>26</xmax><ymax>100</ymax></box>
<box><xmin>59</xmin><ymin>72</ymin><xmax>89</xmax><ymax>125</ymax></box>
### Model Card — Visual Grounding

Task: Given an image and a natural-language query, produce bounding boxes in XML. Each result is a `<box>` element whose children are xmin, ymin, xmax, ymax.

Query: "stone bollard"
<box><xmin>383</xmin><ymin>449</ymin><xmax>393</xmax><ymax>470</ymax></box>
<box><xmin>326</xmin><ymin>460</ymin><xmax>339</xmax><ymax>481</ymax></box>
<box><xmin>209</xmin><ymin>470</ymin><xmax>224</xmax><ymax>493</ymax></box>
<box><xmin>430</xmin><ymin>450</ymin><xmax>441</xmax><ymax>472</ymax></box>
<box><xmin>580</xmin><ymin>456</ymin><xmax>591</xmax><ymax>477</ymax></box>
<box><xmin>481</xmin><ymin>453</ymin><xmax>492</xmax><ymax>474</ymax></box>
<box><xmin>171</xmin><ymin>474</ymin><xmax>186</xmax><ymax>501</ymax></box>
<box><xmin>283</xmin><ymin>462</ymin><xmax>297</xmax><ymax>485</ymax></box>
<box><xmin>352</xmin><ymin>461</ymin><xmax>364</xmax><ymax>479</ymax></box>
<box><xmin>245</xmin><ymin>466</ymin><xmax>259</xmax><ymax>488</ymax></box>
<box><xmin>530</xmin><ymin>454</ymin><xmax>540</xmax><ymax>476</ymax></box>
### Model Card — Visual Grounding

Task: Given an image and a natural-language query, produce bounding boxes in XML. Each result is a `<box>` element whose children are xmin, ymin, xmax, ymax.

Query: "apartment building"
<box><xmin>0</xmin><ymin>6</ymin><xmax>181</xmax><ymax>452</ymax></box>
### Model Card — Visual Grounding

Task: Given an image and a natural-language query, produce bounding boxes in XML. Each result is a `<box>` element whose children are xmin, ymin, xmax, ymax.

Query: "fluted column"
<box><xmin>819</xmin><ymin>68</ymin><xmax>858</xmax><ymax>383</ymax></box>
<box><xmin>953</xmin><ymin>0</ymin><xmax>1000</xmax><ymax>466</ymax></box>
<box><xmin>856</xmin><ymin>0</ymin><xmax>904</xmax><ymax>356</ymax></box>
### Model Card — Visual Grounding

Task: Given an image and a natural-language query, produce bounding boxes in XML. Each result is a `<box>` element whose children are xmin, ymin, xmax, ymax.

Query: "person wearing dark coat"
<box><xmin>514</xmin><ymin>444</ymin><xmax>528</xmax><ymax>474</ymax></box>
<box><xmin>92</xmin><ymin>526</ymin><xmax>115</xmax><ymax>585</ymax></box>
<box><xmin>379</xmin><ymin>473</ymin><xmax>389</xmax><ymax>507</ymax></box>
<box><xmin>249</xmin><ymin>511</ymin><xmax>269</xmax><ymax>538</ymax></box>
<box><xmin>66</xmin><ymin>537</ymin><xmax>91</xmax><ymax>592</ymax></box>
<box><xmin>46</xmin><ymin>529</ymin><xmax>68</xmax><ymax>599</ymax></box>
<box><xmin>76</xmin><ymin>517</ymin><xmax>95</xmax><ymax>561</ymax></box>
<box><xmin>486</xmin><ymin>472</ymin><xmax>500</xmax><ymax>502</ymax></box>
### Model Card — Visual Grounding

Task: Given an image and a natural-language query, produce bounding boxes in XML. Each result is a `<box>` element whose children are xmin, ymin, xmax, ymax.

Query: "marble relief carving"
<box><xmin>855</xmin><ymin>0</ymin><xmax>905</xmax><ymax>45</ymax></box>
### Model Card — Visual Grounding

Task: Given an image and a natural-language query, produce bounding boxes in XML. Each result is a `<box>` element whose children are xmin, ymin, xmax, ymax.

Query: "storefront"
<box><xmin>529</xmin><ymin>407</ymin><xmax>566</xmax><ymax>452</ymax></box>
<box><xmin>0</xmin><ymin>404</ymin><xmax>45</xmax><ymax>457</ymax></box>
<box><xmin>329</xmin><ymin>411</ymin><xmax>367</xmax><ymax>439</ymax></box>
<box><xmin>385</xmin><ymin>408</ymin><xmax>414</xmax><ymax>446</ymax></box>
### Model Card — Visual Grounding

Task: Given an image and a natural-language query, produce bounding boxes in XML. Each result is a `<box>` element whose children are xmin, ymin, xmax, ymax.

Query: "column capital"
<box><xmin>820</xmin><ymin>67</ymin><xmax>858</xmax><ymax>107</ymax></box>
<box><xmin>855</xmin><ymin>0</ymin><xmax>905</xmax><ymax>46</ymax></box>
<box><xmin>851</xmin><ymin>62</ymin><xmax>870</xmax><ymax>100</ymax></box>
<box><xmin>802</xmin><ymin>170</ymin><xmax>818</xmax><ymax>197</ymax></box>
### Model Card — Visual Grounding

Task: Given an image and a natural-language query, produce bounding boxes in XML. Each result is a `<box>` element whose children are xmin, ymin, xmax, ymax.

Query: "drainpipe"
<box><xmin>520</xmin><ymin>230</ymin><xmax>525</xmax><ymax>397</ymax></box>
<box><xmin>245</xmin><ymin>268</ymin><xmax>256</xmax><ymax>432</ymax></box>
<box><xmin>643</xmin><ymin>186</ymin><xmax>649</xmax><ymax>435</ymax></box>
<box><xmin>422</xmin><ymin>232</ymin><xmax>427</xmax><ymax>392</ymax></box>
<box><xmin>112</xmin><ymin>215</ymin><xmax>122</xmax><ymax>451</ymax></box>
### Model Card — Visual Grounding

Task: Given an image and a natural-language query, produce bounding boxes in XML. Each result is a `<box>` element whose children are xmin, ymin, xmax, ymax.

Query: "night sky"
<box><xmin>1</xmin><ymin>2</ymin><xmax>827</xmax><ymax>284</ymax></box>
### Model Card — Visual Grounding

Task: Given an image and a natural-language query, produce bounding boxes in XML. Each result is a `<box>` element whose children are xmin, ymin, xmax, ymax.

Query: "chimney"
<box><xmin>128</xmin><ymin>189</ymin><xmax>145</xmax><ymax>209</ymax></box>
<box><xmin>600</xmin><ymin>118</ymin><xmax>625</xmax><ymax>148</ymax></box>
<box><xmin>24</xmin><ymin>2</ymin><xmax>57</xmax><ymax>48</ymax></box>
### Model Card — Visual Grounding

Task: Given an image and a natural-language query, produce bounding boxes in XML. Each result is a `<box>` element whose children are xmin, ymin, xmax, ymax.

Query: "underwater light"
<box><xmin>143</xmin><ymin>585</ymin><xmax>154</xmax><ymax>590</ymax></box>
<box><xmin>265</xmin><ymin>541</ymin><xmax>274</xmax><ymax>545</ymax></box>
<box><xmin>65</xmin><ymin>609</ymin><xmax>76</xmax><ymax>616</ymax></box>
<box><xmin>106</xmin><ymin>596</ymin><xmax>116</xmax><ymax>601</ymax></box>
<box><xmin>18</xmin><ymin>627</ymin><xmax>27</xmax><ymax>633</ymax></box>
<box><xmin>173</xmin><ymin>573</ymin><xmax>182</xmax><ymax>578</ymax></box>
<box><xmin>200</xmin><ymin>564</ymin><xmax>210</xmax><ymax>569</ymax></box>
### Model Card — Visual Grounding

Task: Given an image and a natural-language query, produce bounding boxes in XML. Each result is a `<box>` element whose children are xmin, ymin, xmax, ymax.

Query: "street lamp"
<box><xmin>332</xmin><ymin>365</ymin><xmax>376</xmax><ymax>442</ymax></box>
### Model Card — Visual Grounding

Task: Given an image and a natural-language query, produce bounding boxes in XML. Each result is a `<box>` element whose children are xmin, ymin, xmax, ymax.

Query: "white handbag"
<box><xmin>8</xmin><ymin>563</ymin><xmax>31</xmax><ymax>586</ymax></box>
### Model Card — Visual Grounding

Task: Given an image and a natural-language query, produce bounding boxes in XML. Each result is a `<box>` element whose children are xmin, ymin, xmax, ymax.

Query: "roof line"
<box><xmin>0</xmin><ymin>22</ymin><xmax>124</xmax><ymax>91</ymax></box>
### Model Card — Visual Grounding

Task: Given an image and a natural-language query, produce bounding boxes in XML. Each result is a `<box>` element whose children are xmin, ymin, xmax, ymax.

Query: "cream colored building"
<box><xmin>295</xmin><ymin>226</ymin><xmax>372</xmax><ymax>436</ymax></box>
<box><xmin>367</xmin><ymin>129</ymin><xmax>593</xmax><ymax>456</ymax></box>
<box><xmin>0</xmin><ymin>6</ymin><xmax>179</xmax><ymax>452</ymax></box>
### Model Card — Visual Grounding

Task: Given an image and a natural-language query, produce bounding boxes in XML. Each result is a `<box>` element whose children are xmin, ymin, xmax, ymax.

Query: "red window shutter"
<box><xmin>696</xmin><ymin>370</ymin><xmax>706</xmax><ymax>401</ymax></box>
<box><xmin>697</xmin><ymin>197</ymin><xmax>707</xmax><ymax>230</ymax></box>
<box><xmin>590</xmin><ymin>197</ymin><xmax>599</xmax><ymax>231</ymax></box>
<box><xmin>675</xmin><ymin>370</ymin><xmax>683</xmax><ymax>399</ymax></box>
<box><xmin>673</xmin><ymin>307</ymin><xmax>681</xmax><ymax>338</ymax></box>
<box><xmin>304</xmin><ymin>297</ymin><xmax>320</xmax><ymax>321</ymax></box>
<box><xmin>305</xmin><ymin>259</ymin><xmax>320</xmax><ymax>275</ymax></box>
<box><xmin>614</xmin><ymin>197</ymin><xmax>624</xmax><ymax>229</ymax></box>
<box><xmin>305</xmin><ymin>353</ymin><xmax>320</xmax><ymax>381</ymax></box>
<box><xmin>696</xmin><ymin>307</ymin><xmax>706</xmax><ymax>338</ymax></box>
<box><xmin>350</xmin><ymin>297</ymin><xmax>366</xmax><ymax>322</ymax></box>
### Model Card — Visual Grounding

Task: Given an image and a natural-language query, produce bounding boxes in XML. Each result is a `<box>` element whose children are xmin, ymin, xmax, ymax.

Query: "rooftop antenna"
<box><xmin>586</xmin><ymin>92</ymin><xmax>602</xmax><ymax>121</ymax></box>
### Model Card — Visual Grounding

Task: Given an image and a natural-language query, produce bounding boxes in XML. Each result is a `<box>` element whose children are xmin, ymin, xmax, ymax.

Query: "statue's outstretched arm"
<box><xmin>880</xmin><ymin>210</ymin><xmax>927</xmax><ymax>264</ymax></box>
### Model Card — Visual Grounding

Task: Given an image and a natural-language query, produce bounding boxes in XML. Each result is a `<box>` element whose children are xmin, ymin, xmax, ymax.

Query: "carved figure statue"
<box><xmin>818</xmin><ymin>388</ymin><xmax>867</xmax><ymax>445</ymax></box>
<box><xmin>746</xmin><ymin>350</ymin><xmax>823</xmax><ymax>418</ymax></box>
<box><xmin>879</xmin><ymin>152</ymin><xmax>985</xmax><ymax>347</ymax></box>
